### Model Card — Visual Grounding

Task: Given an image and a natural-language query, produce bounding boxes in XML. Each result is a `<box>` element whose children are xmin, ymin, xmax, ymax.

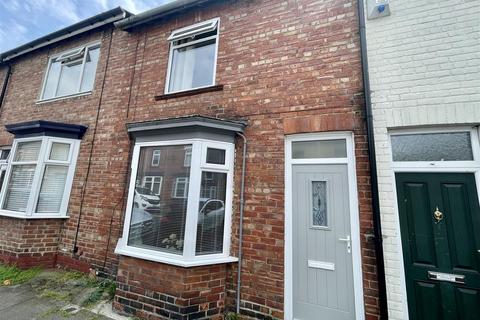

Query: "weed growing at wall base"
<box><xmin>0</xmin><ymin>264</ymin><xmax>41</xmax><ymax>285</ymax></box>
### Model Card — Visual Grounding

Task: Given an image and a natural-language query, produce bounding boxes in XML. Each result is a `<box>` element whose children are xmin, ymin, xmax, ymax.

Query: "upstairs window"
<box><xmin>151</xmin><ymin>149</ymin><xmax>161</xmax><ymax>166</ymax></box>
<box><xmin>165</xmin><ymin>18</ymin><xmax>219</xmax><ymax>93</ymax></box>
<box><xmin>41</xmin><ymin>43</ymin><xmax>100</xmax><ymax>100</ymax></box>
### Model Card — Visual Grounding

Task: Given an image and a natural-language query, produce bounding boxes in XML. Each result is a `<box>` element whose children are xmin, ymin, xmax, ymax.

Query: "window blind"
<box><xmin>196</xmin><ymin>171</ymin><xmax>227</xmax><ymax>255</ymax></box>
<box><xmin>3</xmin><ymin>165</ymin><xmax>36</xmax><ymax>212</ymax></box>
<box><xmin>36</xmin><ymin>165</ymin><xmax>68</xmax><ymax>213</ymax></box>
<box><xmin>14</xmin><ymin>141</ymin><xmax>41</xmax><ymax>162</ymax></box>
<box><xmin>128</xmin><ymin>145</ymin><xmax>192</xmax><ymax>255</ymax></box>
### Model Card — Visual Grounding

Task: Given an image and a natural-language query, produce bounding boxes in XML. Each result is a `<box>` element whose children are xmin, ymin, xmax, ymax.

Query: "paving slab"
<box><xmin>0</xmin><ymin>282</ymin><xmax>121</xmax><ymax>320</ymax></box>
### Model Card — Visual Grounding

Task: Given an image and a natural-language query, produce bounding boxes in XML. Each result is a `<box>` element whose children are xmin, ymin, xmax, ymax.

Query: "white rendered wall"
<box><xmin>365</xmin><ymin>0</ymin><xmax>480</xmax><ymax>319</ymax></box>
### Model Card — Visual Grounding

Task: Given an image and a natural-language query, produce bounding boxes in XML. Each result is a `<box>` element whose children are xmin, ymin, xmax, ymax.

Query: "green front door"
<box><xmin>396</xmin><ymin>173</ymin><xmax>480</xmax><ymax>320</ymax></box>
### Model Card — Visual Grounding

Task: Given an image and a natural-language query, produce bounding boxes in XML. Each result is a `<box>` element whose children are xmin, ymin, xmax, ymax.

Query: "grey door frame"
<box><xmin>284</xmin><ymin>132</ymin><xmax>365</xmax><ymax>320</ymax></box>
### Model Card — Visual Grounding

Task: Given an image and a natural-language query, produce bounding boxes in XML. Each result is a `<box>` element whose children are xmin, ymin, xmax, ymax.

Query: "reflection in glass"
<box><xmin>196</xmin><ymin>171</ymin><xmax>227</xmax><ymax>255</ymax></box>
<box><xmin>128</xmin><ymin>144</ymin><xmax>192</xmax><ymax>255</ymax></box>
<box><xmin>56</xmin><ymin>60</ymin><xmax>83</xmax><ymax>97</ymax></box>
<box><xmin>206</xmin><ymin>148</ymin><xmax>225</xmax><ymax>165</ymax></box>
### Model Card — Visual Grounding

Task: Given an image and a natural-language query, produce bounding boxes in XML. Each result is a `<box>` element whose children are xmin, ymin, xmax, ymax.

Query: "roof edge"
<box><xmin>115</xmin><ymin>0</ymin><xmax>211</xmax><ymax>31</ymax></box>
<box><xmin>126</xmin><ymin>116</ymin><xmax>246</xmax><ymax>135</ymax></box>
<box><xmin>0</xmin><ymin>7</ymin><xmax>131</xmax><ymax>64</ymax></box>
<box><xmin>5</xmin><ymin>120</ymin><xmax>88</xmax><ymax>139</ymax></box>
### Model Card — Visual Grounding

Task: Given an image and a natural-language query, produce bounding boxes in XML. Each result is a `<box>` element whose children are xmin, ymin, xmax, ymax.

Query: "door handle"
<box><xmin>339</xmin><ymin>235</ymin><xmax>351</xmax><ymax>254</ymax></box>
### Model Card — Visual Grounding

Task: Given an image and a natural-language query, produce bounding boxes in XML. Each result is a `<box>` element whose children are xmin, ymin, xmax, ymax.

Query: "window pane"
<box><xmin>0</xmin><ymin>149</ymin><xmax>10</xmax><ymax>160</ymax></box>
<box><xmin>184</xmin><ymin>146</ymin><xmax>192</xmax><ymax>167</ymax></box>
<box><xmin>391</xmin><ymin>132</ymin><xmax>473</xmax><ymax>162</ymax></box>
<box><xmin>151</xmin><ymin>150</ymin><xmax>161</xmax><ymax>166</ymax></box>
<box><xmin>173</xmin><ymin>177</ymin><xmax>189</xmax><ymax>198</ymax></box>
<box><xmin>42</xmin><ymin>60</ymin><xmax>61</xmax><ymax>99</ymax></box>
<box><xmin>142</xmin><ymin>176</ymin><xmax>162</xmax><ymax>196</ymax></box>
<box><xmin>196</xmin><ymin>171</ymin><xmax>226</xmax><ymax>255</ymax></box>
<box><xmin>56</xmin><ymin>60</ymin><xmax>82</xmax><ymax>96</ymax></box>
<box><xmin>14</xmin><ymin>141</ymin><xmax>42</xmax><ymax>162</ymax></box>
<box><xmin>168</xmin><ymin>39</ymin><xmax>216</xmax><ymax>92</ymax></box>
<box><xmin>206</xmin><ymin>148</ymin><xmax>225</xmax><ymax>165</ymax></box>
<box><xmin>80</xmin><ymin>47</ymin><xmax>100</xmax><ymax>92</ymax></box>
<box><xmin>36</xmin><ymin>165</ymin><xmax>68</xmax><ymax>213</ymax></box>
<box><xmin>49</xmin><ymin>143</ymin><xmax>70</xmax><ymax>161</ymax></box>
<box><xmin>128</xmin><ymin>145</ymin><xmax>192</xmax><ymax>255</ymax></box>
<box><xmin>292</xmin><ymin>139</ymin><xmax>347</xmax><ymax>159</ymax></box>
<box><xmin>312</xmin><ymin>181</ymin><xmax>327</xmax><ymax>227</ymax></box>
<box><xmin>2</xmin><ymin>165</ymin><xmax>36</xmax><ymax>212</ymax></box>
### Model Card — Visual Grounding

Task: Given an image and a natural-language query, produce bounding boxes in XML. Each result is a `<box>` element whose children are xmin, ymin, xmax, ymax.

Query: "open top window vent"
<box><xmin>167</xmin><ymin>18</ymin><xmax>219</xmax><ymax>42</ymax></box>
<box><xmin>57</xmin><ymin>47</ymin><xmax>85</xmax><ymax>63</ymax></box>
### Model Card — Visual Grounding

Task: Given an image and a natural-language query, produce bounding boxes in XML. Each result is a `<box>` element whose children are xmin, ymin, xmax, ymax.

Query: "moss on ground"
<box><xmin>0</xmin><ymin>264</ymin><xmax>42</xmax><ymax>286</ymax></box>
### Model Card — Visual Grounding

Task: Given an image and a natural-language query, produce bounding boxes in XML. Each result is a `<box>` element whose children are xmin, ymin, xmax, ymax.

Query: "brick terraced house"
<box><xmin>0</xmin><ymin>1</ymin><xmax>386</xmax><ymax>319</ymax></box>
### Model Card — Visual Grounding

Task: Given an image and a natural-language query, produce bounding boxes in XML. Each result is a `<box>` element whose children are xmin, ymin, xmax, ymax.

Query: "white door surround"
<box><xmin>284</xmin><ymin>132</ymin><xmax>365</xmax><ymax>320</ymax></box>
<box><xmin>388</xmin><ymin>126</ymin><xmax>480</xmax><ymax>318</ymax></box>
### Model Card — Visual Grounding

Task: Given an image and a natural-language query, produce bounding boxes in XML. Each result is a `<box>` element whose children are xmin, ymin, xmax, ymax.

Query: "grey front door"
<box><xmin>293</xmin><ymin>164</ymin><xmax>355</xmax><ymax>320</ymax></box>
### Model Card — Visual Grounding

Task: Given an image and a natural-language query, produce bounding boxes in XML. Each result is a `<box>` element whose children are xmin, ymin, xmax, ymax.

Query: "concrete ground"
<box><xmin>0</xmin><ymin>270</ymin><xmax>131</xmax><ymax>320</ymax></box>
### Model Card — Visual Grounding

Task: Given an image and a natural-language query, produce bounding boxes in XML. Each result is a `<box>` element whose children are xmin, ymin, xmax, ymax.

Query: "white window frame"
<box><xmin>390</xmin><ymin>127</ymin><xmax>480</xmax><ymax>171</ymax></box>
<box><xmin>151</xmin><ymin>149</ymin><xmax>161</xmax><ymax>166</ymax></box>
<box><xmin>184</xmin><ymin>146</ymin><xmax>192</xmax><ymax>167</ymax></box>
<box><xmin>115</xmin><ymin>138</ymin><xmax>237</xmax><ymax>267</ymax></box>
<box><xmin>0</xmin><ymin>136</ymin><xmax>80</xmax><ymax>219</ymax></box>
<box><xmin>38</xmin><ymin>41</ymin><xmax>101</xmax><ymax>102</ymax></box>
<box><xmin>388</xmin><ymin>126</ymin><xmax>480</xmax><ymax>319</ymax></box>
<box><xmin>172</xmin><ymin>177</ymin><xmax>189</xmax><ymax>199</ymax></box>
<box><xmin>164</xmin><ymin>18</ymin><xmax>220</xmax><ymax>95</ymax></box>
<box><xmin>142</xmin><ymin>176</ymin><xmax>163</xmax><ymax>196</ymax></box>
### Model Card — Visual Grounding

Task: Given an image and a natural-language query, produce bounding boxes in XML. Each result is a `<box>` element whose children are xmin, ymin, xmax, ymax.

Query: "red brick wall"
<box><xmin>0</xmin><ymin>0</ymin><xmax>381</xmax><ymax>318</ymax></box>
<box><xmin>114</xmin><ymin>256</ymin><xmax>226</xmax><ymax>319</ymax></box>
<box><xmin>0</xmin><ymin>27</ymin><xmax>134</xmax><ymax>273</ymax></box>
<box><xmin>0</xmin><ymin>217</ymin><xmax>63</xmax><ymax>268</ymax></box>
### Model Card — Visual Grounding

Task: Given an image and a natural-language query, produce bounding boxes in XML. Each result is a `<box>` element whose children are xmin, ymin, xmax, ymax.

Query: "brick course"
<box><xmin>0</xmin><ymin>0</ymin><xmax>382</xmax><ymax>318</ymax></box>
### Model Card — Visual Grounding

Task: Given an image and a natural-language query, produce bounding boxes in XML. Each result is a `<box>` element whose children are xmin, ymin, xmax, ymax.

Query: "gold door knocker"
<box><xmin>434</xmin><ymin>207</ymin><xmax>443</xmax><ymax>222</ymax></box>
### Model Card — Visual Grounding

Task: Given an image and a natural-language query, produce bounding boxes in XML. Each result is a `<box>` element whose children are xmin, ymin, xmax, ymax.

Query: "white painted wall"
<box><xmin>364</xmin><ymin>0</ymin><xmax>480</xmax><ymax>319</ymax></box>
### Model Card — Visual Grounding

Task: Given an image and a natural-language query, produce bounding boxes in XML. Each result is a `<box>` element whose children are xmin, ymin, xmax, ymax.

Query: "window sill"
<box><xmin>0</xmin><ymin>210</ymin><xmax>68</xmax><ymax>219</ymax></box>
<box><xmin>115</xmin><ymin>238</ymin><xmax>238</xmax><ymax>268</ymax></box>
<box><xmin>155</xmin><ymin>85</ymin><xmax>224</xmax><ymax>101</ymax></box>
<box><xmin>36</xmin><ymin>91</ymin><xmax>92</xmax><ymax>104</ymax></box>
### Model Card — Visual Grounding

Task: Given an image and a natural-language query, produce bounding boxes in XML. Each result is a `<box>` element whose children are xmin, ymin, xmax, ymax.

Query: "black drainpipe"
<box><xmin>0</xmin><ymin>65</ymin><xmax>12</xmax><ymax>111</ymax></box>
<box><xmin>357</xmin><ymin>0</ymin><xmax>389</xmax><ymax>318</ymax></box>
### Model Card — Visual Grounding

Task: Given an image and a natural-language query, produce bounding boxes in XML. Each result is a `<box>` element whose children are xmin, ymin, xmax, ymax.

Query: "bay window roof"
<box><xmin>126</xmin><ymin>116</ymin><xmax>246</xmax><ymax>139</ymax></box>
<box><xmin>6</xmin><ymin>120</ymin><xmax>88</xmax><ymax>139</ymax></box>
<box><xmin>0</xmin><ymin>120</ymin><xmax>86</xmax><ymax>219</ymax></box>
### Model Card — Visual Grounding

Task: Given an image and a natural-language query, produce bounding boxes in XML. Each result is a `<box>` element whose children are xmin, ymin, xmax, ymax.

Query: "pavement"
<box><xmin>0</xmin><ymin>271</ymin><xmax>131</xmax><ymax>320</ymax></box>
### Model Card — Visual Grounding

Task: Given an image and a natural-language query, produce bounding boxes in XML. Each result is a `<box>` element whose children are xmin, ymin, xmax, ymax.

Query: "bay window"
<box><xmin>117</xmin><ymin>138</ymin><xmax>236</xmax><ymax>266</ymax></box>
<box><xmin>165</xmin><ymin>18</ymin><xmax>219</xmax><ymax>93</ymax></box>
<box><xmin>0</xmin><ymin>136</ymin><xmax>80</xmax><ymax>218</ymax></box>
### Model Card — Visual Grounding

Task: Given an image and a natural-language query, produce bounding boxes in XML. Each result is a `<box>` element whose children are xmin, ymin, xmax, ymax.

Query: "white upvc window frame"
<box><xmin>164</xmin><ymin>18</ymin><xmax>220</xmax><ymax>95</ymax></box>
<box><xmin>184</xmin><ymin>146</ymin><xmax>192</xmax><ymax>167</ymax></box>
<box><xmin>38</xmin><ymin>41</ymin><xmax>101</xmax><ymax>102</ymax></box>
<box><xmin>0</xmin><ymin>136</ymin><xmax>80</xmax><ymax>219</ymax></box>
<box><xmin>151</xmin><ymin>149</ymin><xmax>161</xmax><ymax>166</ymax></box>
<box><xmin>115</xmin><ymin>138</ymin><xmax>237</xmax><ymax>267</ymax></box>
<box><xmin>389</xmin><ymin>127</ymin><xmax>480</xmax><ymax>171</ymax></box>
<box><xmin>172</xmin><ymin>177</ymin><xmax>189</xmax><ymax>199</ymax></box>
<box><xmin>142</xmin><ymin>175</ymin><xmax>163</xmax><ymax>196</ymax></box>
<box><xmin>388</xmin><ymin>126</ymin><xmax>480</xmax><ymax>319</ymax></box>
